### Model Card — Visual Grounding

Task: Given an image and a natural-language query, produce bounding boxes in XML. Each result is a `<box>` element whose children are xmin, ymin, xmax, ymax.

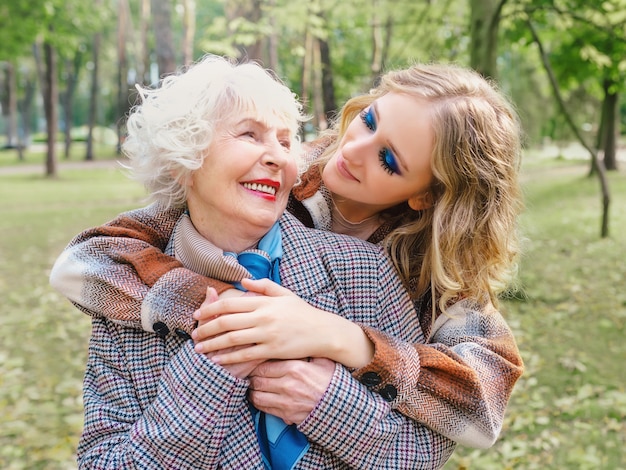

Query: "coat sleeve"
<box><xmin>296</xmin><ymin>253</ymin><xmax>456</xmax><ymax>470</ymax></box>
<box><xmin>299</xmin><ymin>364</ymin><xmax>456</xmax><ymax>469</ymax></box>
<box><xmin>353</xmin><ymin>301</ymin><xmax>524</xmax><ymax>449</ymax></box>
<box><xmin>49</xmin><ymin>203</ymin><xmax>232</xmax><ymax>335</ymax></box>
<box><xmin>77</xmin><ymin>318</ymin><xmax>257</xmax><ymax>469</ymax></box>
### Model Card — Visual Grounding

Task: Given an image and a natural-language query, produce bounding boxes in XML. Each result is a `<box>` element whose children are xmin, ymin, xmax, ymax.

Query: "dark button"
<box><xmin>379</xmin><ymin>384</ymin><xmax>397</xmax><ymax>402</ymax></box>
<box><xmin>175</xmin><ymin>328</ymin><xmax>192</xmax><ymax>341</ymax></box>
<box><xmin>360</xmin><ymin>371</ymin><xmax>382</xmax><ymax>387</ymax></box>
<box><xmin>153</xmin><ymin>322</ymin><xmax>170</xmax><ymax>338</ymax></box>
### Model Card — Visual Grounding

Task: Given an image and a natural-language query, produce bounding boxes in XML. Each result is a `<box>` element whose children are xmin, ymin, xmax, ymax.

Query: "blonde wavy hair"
<box><xmin>316</xmin><ymin>63</ymin><xmax>524</xmax><ymax>314</ymax></box>
<box><xmin>123</xmin><ymin>54</ymin><xmax>306</xmax><ymax>208</ymax></box>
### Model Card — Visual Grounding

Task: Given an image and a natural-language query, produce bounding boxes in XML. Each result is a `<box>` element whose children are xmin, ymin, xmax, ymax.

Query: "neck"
<box><xmin>331</xmin><ymin>194</ymin><xmax>379</xmax><ymax>223</ymax></box>
<box><xmin>330</xmin><ymin>194</ymin><xmax>383</xmax><ymax>240</ymax></box>
<box><xmin>186</xmin><ymin>210</ymin><xmax>263</xmax><ymax>253</ymax></box>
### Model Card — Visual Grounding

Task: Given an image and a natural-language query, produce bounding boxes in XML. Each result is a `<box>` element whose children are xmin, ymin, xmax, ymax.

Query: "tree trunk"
<box><xmin>318</xmin><ymin>37</ymin><xmax>335</xmax><ymax>123</ymax></box>
<box><xmin>19</xmin><ymin>63</ymin><xmax>36</xmax><ymax>158</ymax></box>
<box><xmin>86</xmin><ymin>24</ymin><xmax>101</xmax><ymax>161</ymax></box>
<box><xmin>267</xmin><ymin>0</ymin><xmax>279</xmax><ymax>72</ymax></box>
<box><xmin>43</xmin><ymin>41</ymin><xmax>58</xmax><ymax>177</ymax></box>
<box><xmin>62</xmin><ymin>52</ymin><xmax>83</xmax><ymax>159</ymax></box>
<box><xmin>528</xmin><ymin>20</ymin><xmax>610</xmax><ymax>238</ymax></box>
<box><xmin>181</xmin><ymin>0</ymin><xmax>196</xmax><ymax>66</ymax></box>
<box><xmin>117</xmin><ymin>0</ymin><xmax>132</xmax><ymax>154</ymax></box>
<box><xmin>312</xmin><ymin>39</ymin><xmax>325</xmax><ymax>130</ymax></box>
<box><xmin>151</xmin><ymin>0</ymin><xmax>176</xmax><ymax>77</ymax></box>
<box><xmin>300</xmin><ymin>28</ymin><xmax>314</xmax><ymax>139</ymax></box>
<box><xmin>3</xmin><ymin>62</ymin><xmax>20</xmax><ymax>159</ymax></box>
<box><xmin>371</xmin><ymin>0</ymin><xmax>384</xmax><ymax>81</ymax></box>
<box><xmin>601</xmin><ymin>78</ymin><xmax>618</xmax><ymax>171</ymax></box>
<box><xmin>225</xmin><ymin>0</ymin><xmax>264</xmax><ymax>62</ymax></box>
<box><xmin>138</xmin><ymin>0</ymin><xmax>151</xmax><ymax>84</ymax></box>
<box><xmin>469</xmin><ymin>0</ymin><xmax>505</xmax><ymax>79</ymax></box>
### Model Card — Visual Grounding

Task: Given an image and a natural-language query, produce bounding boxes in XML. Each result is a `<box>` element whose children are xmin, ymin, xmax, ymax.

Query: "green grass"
<box><xmin>0</xmin><ymin>155</ymin><xmax>624</xmax><ymax>469</ymax></box>
<box><xmin>445</xmin><ymin>156</ymin><xmax>626</xmax><ymax>470</ymax></box>
<box><xmin>0</xmin><ymin>167</ymin><xmax>146</xmax><ymax>469</ymax></box>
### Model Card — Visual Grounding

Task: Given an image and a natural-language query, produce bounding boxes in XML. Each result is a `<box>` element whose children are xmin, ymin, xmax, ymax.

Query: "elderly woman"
<box><xmin>58</xmin><ymin>55</ymin><xmax>453</xmax><ymax>469</ymax></box>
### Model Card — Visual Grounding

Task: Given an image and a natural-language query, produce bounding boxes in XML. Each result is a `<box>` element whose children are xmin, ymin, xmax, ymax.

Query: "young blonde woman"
<box><xmin>51</xmin><ymin>61</ymin><xmax>524</xmax><ymax>451</ymax></box>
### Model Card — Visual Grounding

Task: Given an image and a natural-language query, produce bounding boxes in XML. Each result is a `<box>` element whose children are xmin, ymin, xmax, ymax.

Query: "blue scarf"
<box><xmin>225</xmin><ymin>222</ymin><xmax>310</xmax><ymax>470</ymax></box>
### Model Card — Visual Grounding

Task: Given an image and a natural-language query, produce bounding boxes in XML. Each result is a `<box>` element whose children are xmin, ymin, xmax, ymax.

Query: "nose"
<box><xmin>341</xmin><ymin>132</ymin><xmax>374</xmax><ymax>166</ymax></box>
<box><xmin>261</xmin><ymin>135</ymin><xmax>292</xmax><ymax>168</ymax></box>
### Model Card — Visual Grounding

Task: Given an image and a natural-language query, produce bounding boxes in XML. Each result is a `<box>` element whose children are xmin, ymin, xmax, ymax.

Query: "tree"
<box><xmin>181</xmin><ymin>0</ymin><xmax>197</xmax><ymax>66</ymax></box>
<box><xmin>60</xmin><ymin>49</ymin><xmax>86</xmax><ymax>159</ymax></box>
<box><xmin>469</xmin><ymin>0</ymin><xmax>508</xmax><ymax>78</ymax></box>
<box><xmin>1</xmin><ymin>62</ymin><xmax>19</xmax><ymax>152</ymax></box>
<box><xmin>33</xmin><ymin>34</ymin><xmax>59</xmax><ymax>177</ymax></box>
<box><xmin>527</xmin><ymin>18</ymin><xmax>611</xmax><ymax>237</ymax></box>
<box><xmin>152</xmin><ymin>0</ymin><xmax>176</xmax><ymax>77</ymax></box>
<box><xmin>0</xmin><ymin>0</ymin><xmax>42</xmax><ymax>160</ymax></box>
<box><xmin>86</xmin><ymin>0</ymin><xmax>103</xmax><ymax>161</ymax></box>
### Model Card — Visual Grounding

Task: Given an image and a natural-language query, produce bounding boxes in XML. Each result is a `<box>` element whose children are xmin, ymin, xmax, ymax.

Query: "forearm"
<box><xmin>353</xmin><ymin>301</ymin><xmax>524</xmax><ymax>449</ymax></box>
<box><xmin>50</xmin><ymin>203</ymin><xmax>232</xmax><ymax>334</ymax></box>
<box><xmin>78</xmin><ymin>318</ymin><xmax>251</xmax><ymax>469</ymax></box>
<box><xmin>299</xmin><ymin>365</ymin><xmax>455</xmax><ymax>469</ymax></box>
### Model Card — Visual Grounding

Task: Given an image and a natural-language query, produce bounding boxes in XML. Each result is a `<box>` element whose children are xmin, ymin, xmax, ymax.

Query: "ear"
<box><xmin>408</xmin><ymin>192</ymin><xmax>432</xmax><ymax>211</ymax></box>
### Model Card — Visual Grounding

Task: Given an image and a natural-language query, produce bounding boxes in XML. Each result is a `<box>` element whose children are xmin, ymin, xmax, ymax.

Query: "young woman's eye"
<box><xmin>379</xmin><ymin>148</ymin><xmax>401</xmax><ymax>175</ymax></box>
<box><xmin>359</xmin><ymin>108</ymin><xmax>376</xmax><ymax>131</ymax></box>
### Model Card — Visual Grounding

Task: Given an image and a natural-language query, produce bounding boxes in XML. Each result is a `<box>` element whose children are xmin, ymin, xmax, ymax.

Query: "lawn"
<box><xmin>0</xmin><ymin>154</ymin><xmax>624</xmax><ymax>469</ymax></box>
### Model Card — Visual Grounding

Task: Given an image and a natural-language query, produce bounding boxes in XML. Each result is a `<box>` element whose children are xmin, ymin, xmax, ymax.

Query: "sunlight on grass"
<box><xmin>444</xmin><ymin>156</ymin><xmax>626</xmax><ymax>470</ymax></box>
<box><xmin>0</xmin><ymin>168</ymin><xmax>146</xmax><ymax>469</ymax></box>
<box><xmin>0</xmin><ymin>156</ymin><xmax>624</xmax><ymax>469</ymax></box>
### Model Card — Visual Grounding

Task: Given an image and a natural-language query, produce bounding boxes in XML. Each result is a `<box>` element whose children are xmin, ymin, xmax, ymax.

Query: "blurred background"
<box><xmin>0</xmin><ymin>1</ymin><xmax>624</xmax><ymax>469</ymax></box>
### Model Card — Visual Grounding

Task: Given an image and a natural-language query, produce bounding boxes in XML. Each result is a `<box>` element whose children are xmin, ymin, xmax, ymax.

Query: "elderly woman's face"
<box><xmin>186</xmin><ymin>111</ymin><xmax>298</xmax><ymax>251</ymax></box>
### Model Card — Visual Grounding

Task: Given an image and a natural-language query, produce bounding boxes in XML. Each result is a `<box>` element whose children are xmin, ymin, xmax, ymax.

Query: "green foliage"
<box><xmin>504</xmin><ymin>0</ymin><xmax>626</xmax><ymax>143</ymax></box>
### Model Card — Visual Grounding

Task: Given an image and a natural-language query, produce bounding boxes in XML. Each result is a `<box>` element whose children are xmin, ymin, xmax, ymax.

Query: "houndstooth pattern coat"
<box><xmin>74</xmin><ymin>212</ymin><xmax>455</xmax><ymax>469</ymax></box>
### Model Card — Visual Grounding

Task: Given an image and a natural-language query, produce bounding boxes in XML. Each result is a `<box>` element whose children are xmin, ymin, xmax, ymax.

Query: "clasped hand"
<box><xmin>192</xmin><ymin>279</ymin><xmax>336</xmax><ymax>424</ymax></box>
<box><xmin>192</xmin><ymin>278</ymin><xmax>339</xmax><ymax>365</ymax></box>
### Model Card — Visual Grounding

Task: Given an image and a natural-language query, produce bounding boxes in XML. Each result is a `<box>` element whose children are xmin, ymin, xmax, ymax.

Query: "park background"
<box><xmin>1</xmin><ymin>0</ymin><xmax>625</xmax><ymax>468</ymax></box>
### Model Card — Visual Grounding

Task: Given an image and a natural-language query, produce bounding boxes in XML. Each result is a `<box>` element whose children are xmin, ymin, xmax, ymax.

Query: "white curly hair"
<box><xmin>122</xmin><ymin>54</ymin><xmax>306</xmax><ymax>208</ymax></box>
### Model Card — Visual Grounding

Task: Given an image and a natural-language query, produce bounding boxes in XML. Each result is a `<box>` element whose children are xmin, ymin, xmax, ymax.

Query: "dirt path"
<box><xmin>0</xmin><ymin>159</ymin><xmax>125</xmax><ymax>175</ymax></box>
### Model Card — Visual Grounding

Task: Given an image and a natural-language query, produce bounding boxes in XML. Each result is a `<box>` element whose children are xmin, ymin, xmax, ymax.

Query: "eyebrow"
<box><xmin>372</xmin><ymin>101</ymin><xmax>410</xmax><ymax>173</ymax></box>
<box><xmin>235</xmin><ymin>117</ymin><xmax>290</xmax><ymax>134</ymax></box>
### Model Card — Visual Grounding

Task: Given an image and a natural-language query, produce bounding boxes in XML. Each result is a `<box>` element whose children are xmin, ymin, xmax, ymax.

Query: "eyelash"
<box><xmin>359</xmin><ymin>108</ymin><xmax>400</xmax><ymax>176</ymax></box>
<box><xmin>241</xmin><ymin>130</ymin><xmax>291</xmax><ymax>151</ymax></box>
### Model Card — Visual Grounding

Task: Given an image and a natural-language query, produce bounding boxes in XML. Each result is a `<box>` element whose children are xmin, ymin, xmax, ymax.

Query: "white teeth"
<box><xmin>243</xmin><ymin>183</ymin><xmax>277</xmax><ymax>195</ymax></box>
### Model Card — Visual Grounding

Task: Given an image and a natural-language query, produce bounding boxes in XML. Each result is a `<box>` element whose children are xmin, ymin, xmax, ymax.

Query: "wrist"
<box><xmin>330</xmin><ymin>318</ymin><xmax>374</xmax><ymax>368</ymax></box>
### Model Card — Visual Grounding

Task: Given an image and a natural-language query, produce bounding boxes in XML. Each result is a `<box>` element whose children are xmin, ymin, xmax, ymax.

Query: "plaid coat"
<box><xmin>51</xmin><ymin>197</ymin><xmax>523</xmax><ymax>450</ymax></box>
<box><xmin>76</xmin><ymin>212</ymin><xmax>455</xmax><ymax>469</ymax></box>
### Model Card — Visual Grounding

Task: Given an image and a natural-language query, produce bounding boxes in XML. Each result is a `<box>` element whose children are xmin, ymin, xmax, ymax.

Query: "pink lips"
<box><xmin>336</xmin><ymin>155</ymin><xmax>359</xmax><ymax>182</ymax></box>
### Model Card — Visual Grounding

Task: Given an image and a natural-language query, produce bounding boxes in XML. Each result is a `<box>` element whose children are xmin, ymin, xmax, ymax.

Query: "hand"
<box><xmin>192</xmin><ymin>279</ymin><xmax>374</xmax><ymax>368</ymax></box>
<box><xmin>194</xmin><ymin>287</ymin><xmax>263</xmax><ymax>379</ymax></box>
<box><xmin>196</xmin><ymin>287</ymin><xmax>247</xmax><ymax>328</ymax></box>
<box><xmin>248</xmin><ymin>358</ymin><xmax>335</xmax><ymax>425</ymax></box>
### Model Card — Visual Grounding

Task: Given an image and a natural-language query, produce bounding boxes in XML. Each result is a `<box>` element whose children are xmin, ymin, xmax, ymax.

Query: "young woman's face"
<box><xmin>186</xmin><ymin>111</ymin><xmax>298</xmax><ymax>251</ymax></box>
<box><xmin>322</xmin><ymin>92</ymin><xmax>435</xmax><ymax>216</ymax></box>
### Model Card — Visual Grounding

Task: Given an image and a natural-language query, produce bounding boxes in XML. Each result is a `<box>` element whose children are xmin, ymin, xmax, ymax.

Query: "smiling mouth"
<box><xmin>242</xmin><ymin>182</ymin><xmax>278</xmax><ymax>196</ymax></box>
